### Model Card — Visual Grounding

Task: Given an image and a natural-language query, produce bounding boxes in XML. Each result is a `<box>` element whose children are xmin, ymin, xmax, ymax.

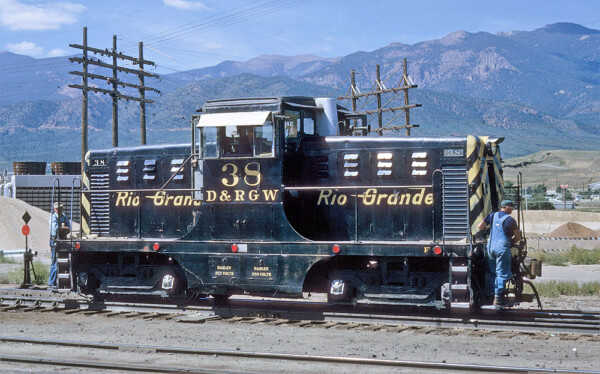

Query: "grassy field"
<box><xmin>503</xmin><ymin>150</ymin><xmax>600</xmax><ymax>188</ymax></box>
<box><xmin>0</xmin><ymin>260</ymin><xmax>48</xmax><ymax>285</ymax></box>
<box><xmin>530</xmin><ymin>247</ymin><xmax>600</xmax><ymax>266</ymax></box>
<box><xmin>525</xmin><ymin>281</ymin><xmax>600</xmax><ymax>297</ymax></box>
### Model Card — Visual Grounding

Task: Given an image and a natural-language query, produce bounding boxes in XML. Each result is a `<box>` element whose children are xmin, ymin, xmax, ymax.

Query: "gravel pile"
<box><xmin>0</xmin><ymin>197</ymin><xmax>78</xmax><ymax>258</ymax></box>
<box><xmin>549</xmin><ymin>222</ymin><xmax>597</xmax><ymax>238</ymax></box>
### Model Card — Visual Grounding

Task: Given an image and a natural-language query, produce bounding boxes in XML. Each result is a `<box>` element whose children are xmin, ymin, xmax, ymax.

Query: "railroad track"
<box><xmin>1</xmin><ymin>288</ymin><xmax>599</xmax><ymax>336</ymax></box>
<box><xmin>2</xmin><ymin>336</ymin><xmax>599</xmax><ymax>373</ymax></box>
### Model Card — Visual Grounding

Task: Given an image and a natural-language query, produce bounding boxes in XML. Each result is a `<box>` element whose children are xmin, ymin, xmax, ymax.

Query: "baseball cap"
<box><xmin>501</xmin><ymin>200</ymin><xmax>514</xmax><ymax>208</ymax></box>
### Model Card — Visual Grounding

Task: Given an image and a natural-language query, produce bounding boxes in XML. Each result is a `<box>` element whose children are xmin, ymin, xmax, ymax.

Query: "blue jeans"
<box><xmin>486</xmin><ymin>246</ymin><xmax>511</xmax><ymax>296</ymax></box>
<box><xmin>48</xmin><ymin>247</ymin><xmax>57</xmax><ymax>287</ymax></box>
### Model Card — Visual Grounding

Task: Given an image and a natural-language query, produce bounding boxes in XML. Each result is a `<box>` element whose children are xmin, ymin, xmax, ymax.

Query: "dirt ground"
<box><xmin>0</xmin><ymin>300</ymin><xmax>598</xmax><ymax>373</ymax></box>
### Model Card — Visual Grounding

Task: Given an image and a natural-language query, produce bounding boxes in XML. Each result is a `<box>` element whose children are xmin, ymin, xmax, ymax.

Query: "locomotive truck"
<box><xmin>55</xmin><ymin>96</ymin><xmax>541</xmax><ymax>309</ymax></box>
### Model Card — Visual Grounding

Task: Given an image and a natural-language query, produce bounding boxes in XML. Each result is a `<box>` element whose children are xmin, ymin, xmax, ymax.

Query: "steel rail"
<box><xmin>0</xmin><ymin>354</ymin><xmax>201</xmax><ymax>373</ymax></box>
<box><xmin>1</xmin><ymin>290</ymin><xmax>599</xmax><ymax>335</ymax></box>
<box><xmin>2</xmin><ymin>336</ymin><xmax>599</xmax><ymax>373</ymax></box>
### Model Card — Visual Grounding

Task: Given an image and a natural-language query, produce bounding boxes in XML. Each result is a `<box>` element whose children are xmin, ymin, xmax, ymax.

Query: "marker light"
<box><xmin>231</xmin><ymin>244</ymin><xmax>238</xmax><ymax>253</ymax></box>
<box><xmin>153</xmin><ymin>243</ymin><xmax>160</xmax><ymax>251</ymax></box>
<box><xmin>74</xmin><ymin>242</ymin><xmax>81</xmax><ymax>250</ymax></box>
<box><xmin>433</xmin><ymin>246</ymin><xmax>442</xmax><ymax>255</ymax></box>
<box><xmin>332</xmin><ymin>245</ymin><xmax>341</xmax><ymax>254</ymax></box>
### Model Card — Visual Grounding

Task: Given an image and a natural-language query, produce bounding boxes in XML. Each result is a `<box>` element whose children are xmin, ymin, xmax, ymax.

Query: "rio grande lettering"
<box><xmin>115</xmin><ymin>191</ymin><xmax>202</xmax><ymax>207</ymax></box>
<box><xmin>317</xmin><ymin>188</ymin><xmax>433</xmax><ymax>206</ymax></box>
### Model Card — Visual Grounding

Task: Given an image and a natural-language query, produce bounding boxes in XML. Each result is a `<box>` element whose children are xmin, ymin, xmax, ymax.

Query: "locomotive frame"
<box><xmin>55</xmin><ymin>96</ymin><xmax>541</xmax><ymax>309</ymax></box>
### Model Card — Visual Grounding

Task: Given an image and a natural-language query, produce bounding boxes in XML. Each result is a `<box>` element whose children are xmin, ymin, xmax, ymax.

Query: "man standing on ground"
<box><xmin>48</xmin><ymin>202</ymin><xmax>70</xmax><ymax>289</ymax></box>
<box><xmin>477</xmin><ymin>200</ymin><xmax>521</xmax><ymax>307</ymax></box>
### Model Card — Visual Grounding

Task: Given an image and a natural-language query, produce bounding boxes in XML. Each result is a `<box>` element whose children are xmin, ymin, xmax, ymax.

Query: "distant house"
<box><xmin>552</xmin><ymin>201</ymin><xmax>576</xmax><ymax>209</ymax></box>
<box><xmin>589</xmin><ymin>182</ymin><xmax>600</xmax><ymax>190</ymax></box>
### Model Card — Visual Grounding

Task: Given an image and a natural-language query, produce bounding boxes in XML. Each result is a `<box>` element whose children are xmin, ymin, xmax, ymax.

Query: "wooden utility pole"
<box><xmin>339</xmin><ymin>59</ymin><xmax>421</xmax><ymax>136</ymax></box>
<box><xmin>139</xmin><ymin>41</ymin><xmax>147</xmax><ymax>145</ymax></box>
<box><xmin>81</xmin><ymin>27</ymin><xmax>88</xmax><ymax>173</ymax></box>
<box><xmin>112</xmin><ymin>35</ymin><xmax>119</xmax><ymax>147</ymax></box>
<box><xmin>69</xmin><ymin>28</ymin><xmax>160</xmax><ymax>159</ymax></box>
<box><xmin>376</xmin><ymin>64</ymin><xmax>382</xmax><ymax>136</ymax></box>
<box><xmin>402</xmin><ymin>59</ymin><xmax>411</xmax><ymax>136</ymax></box>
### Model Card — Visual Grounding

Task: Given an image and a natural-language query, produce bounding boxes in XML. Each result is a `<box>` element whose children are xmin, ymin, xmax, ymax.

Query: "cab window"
<box><xmin>201</xmin><ymin>126</ymin><xmax>218</xmax><ymax>158</ymax></box>
<box><xmin>221</xmin><ymin>126</ymin><xmax>253</xmax><ymax>157</ymax></box>
<box><xmin>254</xmin><ymin>121</ymin><xmax>274</xmax><ymax>156</ymax></box>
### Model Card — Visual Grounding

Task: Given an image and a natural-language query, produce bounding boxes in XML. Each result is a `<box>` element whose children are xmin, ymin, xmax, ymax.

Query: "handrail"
<box><xmin>70</xmin><ymin>177</ymin><xmax>82</xmax><ymax>243</ymax></box>
<box><xmin>50</xmin><ymin>178</ymin><xmax>60</xmax><ymax>246</ymax></box>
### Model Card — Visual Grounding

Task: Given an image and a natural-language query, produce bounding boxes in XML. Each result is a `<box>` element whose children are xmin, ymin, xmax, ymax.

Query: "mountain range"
<box><xmin>0</xmin><ymin>22</ymin><xmax>598</xmax><ymax>170</ymax></box>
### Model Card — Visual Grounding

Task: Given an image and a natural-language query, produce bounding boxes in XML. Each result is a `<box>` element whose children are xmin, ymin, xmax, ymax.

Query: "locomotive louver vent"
<box><xmin>343</xmin><ymin>153</ymin><xmax>359</xmax><ymax>178</ymax></box>
<box><xmin>170</xmin><ymin>159</ymin><xmax>184</xmax><ymax>181</ymax></box>
<box><xmin>89</xmin><ymin>172</ymin><xmax>110</xmax><ymax>236</ymax></box>
<box><xmin>376</xmin><ymin>152</ymin><xmax>393</xmax><ymax>177</ymax></box>
<box><xmin>116</xmin><ymin>160</ymin><xmax>130</xmax><ymax>182</ymax></box>
<box><xmin>143</xmin><ymin>159</ymin><xmax>156</xmax><ymax>181</ymax></box>
<box><xmin>442</xmin><ymin>165</ymin><xmax>469</xmax><ymax>239</ymax></box>
<box><xmin>314</xmin><ymin>155</ymin><xmax>328</xmax><ymax>179</ymax></box>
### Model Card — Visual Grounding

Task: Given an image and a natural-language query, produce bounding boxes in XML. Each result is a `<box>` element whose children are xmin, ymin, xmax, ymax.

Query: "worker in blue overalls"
<box><xmin>477</xmin><ymin>200</ymin><xmax>521</xmax><ymax>307</ymax></box>
<box><xmin>48</xmin><ymin>202</ymin><xmax>70</xmax><ymax>290</ymax></box>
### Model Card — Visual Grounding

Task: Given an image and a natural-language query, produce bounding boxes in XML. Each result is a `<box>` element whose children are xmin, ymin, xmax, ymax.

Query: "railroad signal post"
<box><xmin>20</xmin><ymin>211</ymin><xmax>37</xmax><ymax>289</ymax></box>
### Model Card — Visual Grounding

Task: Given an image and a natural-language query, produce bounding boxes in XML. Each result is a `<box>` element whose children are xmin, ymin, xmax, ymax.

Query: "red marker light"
<box><xmin>433</xmin><ymin>246</ymin><xmax>442</xmax><ymax>255</ymax></box>
<box><xmin>332</xmin><ymin>245</ymin><xmax>341</xmax><ymax>254</ymax></box>
<box><xmin>74</xmin><ymin>242</ymin><xmax>81</xmax><ymax>250</ymax></box>
<box><xmin>153</xmin><ymin>243</ymin><xmax>160</xmax><ymax>251</ymax></box>
<box><xmin>231</xmin><ymin>244</ymin><xmax>238</xmax><ymax>253</ymax></box>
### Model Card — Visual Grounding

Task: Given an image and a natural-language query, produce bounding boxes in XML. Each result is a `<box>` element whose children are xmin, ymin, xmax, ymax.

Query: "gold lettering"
<box><xmin>116</xmin><ymin>192</ymin><xmax>128</xmax><ymax>206</ymax></box>
<box><xmin>425</xmin><ymin>193</ymin><xmax>433</xmax><ymax>205</ymax></box>
<box><xmin>376</xmin><ymin>193</ymin><xmax>388</xmax><ymax>205</ymax></box>
<box><xmin>206</xmin><ymin>190</ymin><xmax>217</xmax><ymax>202</ymax></box>
<box><xmin>244</xmin><ymin>162</ymin><xmax>261</xmax><ymax>186</ymax></box>
<box><xmin>174</xmin><ymin>195</ymin><xmax>183</xmax><ymax>206</ymax></box>
<box><xmin>363</xmin><ymin>188</ymin><xmax>377</xmax><ymax>205</ymax></box>
<box><xmin>235</xmin><ymin>190</ymin><xmax>245</xmax><ymax>201</ymax></box>
<box><xmin>249</xmin><ymin>190</ymin><xmax>259</xmax><ymax>201</ymax></box>
<box><xmin>183</xmin><ymin>196</ymin><xmax>192</xmax><ymax>205</ymax></box>
<box><xmin>412</xmin><ymin>188</ymin><xmax>425</xmax><ymax>205</ymax></box>
<box><xmin>387</xmin><ymin>193</ymin><xmax>398</xmax><ymax>205</ymax></box>
<box><xmin>262</xmin><ymin>189</ymin><xmax>278</xmax><ymax>201</ymax></box>
<box><xmin>317</xmin><ymin>189</ymin><xmax>332</xmax><ymax>205</ymax></box>
<box><xmin>219</xmin><ymin>191</ymin><xmax>231</xmax><ymax>202</ymax></box>
<box><xmin>253</xmin><ymin>266</ymin><xmax>269</xmax><ymax>271</ymax></box>
<box><xmin>222</xmin><ymin>163</ymin><xmax>239</xmax><ymax>187</ymax></box>
<box><xmin>217</xmin><ymin>265</ymin><xmax>232</xmax><ymax>270</ymax></box>
<box><xmin>337</xmin><ymin>194</ymin><xmax>347</xmax><ymax>205</ymax></box>
<box><xmin>399</xmin><ymin>193</ymin><xmax>411</xmax><ymax>205</ymax></box>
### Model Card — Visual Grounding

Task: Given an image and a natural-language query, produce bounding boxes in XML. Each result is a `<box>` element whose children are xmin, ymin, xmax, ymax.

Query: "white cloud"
<box><xmin>47</xmin><ymin>48</ymin><xmax>67</xmax><ymax>57</ymax></box>
<box><xmin>5</xmin><ymin>42</ymin><xmax>68</xmax><ymax>58</ymax></box>
<box><xmin>0</xmin><ymin>0</ymin><xmax>85</xmax><ymax>31</ymax></box>
<box><xmin>163</xmin><ymin>0</ymin><xmax>207</xmax><ymax>10</ymax></box>
<box><xmin>6</xmin><ymin>41</ymin><xmax>44</xmax><ymax>56</ymax></box>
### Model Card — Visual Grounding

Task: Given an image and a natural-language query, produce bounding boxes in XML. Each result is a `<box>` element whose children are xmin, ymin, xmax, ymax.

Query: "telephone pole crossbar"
<box><xmin>69</xmin><ymin>27</ymin><xmax>160</xmax><ymax>167</ymax></box>
<box><xmin>338</xmin><ymin>58</ymin><xmax>420</xmax><ymax>136</ymax></box>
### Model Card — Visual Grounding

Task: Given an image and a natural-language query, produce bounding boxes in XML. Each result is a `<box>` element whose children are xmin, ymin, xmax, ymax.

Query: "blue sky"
<box><xmin>0</xmin><ymin>0</ymin><xmax>598</xmax><ymax>73</ymax></box>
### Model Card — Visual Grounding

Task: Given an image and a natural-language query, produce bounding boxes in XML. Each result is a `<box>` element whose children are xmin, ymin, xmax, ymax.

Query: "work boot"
<box><xmin>493</xmin><ymin>294</ymin><xmax>508</xmax><ymax>308</ymax></box>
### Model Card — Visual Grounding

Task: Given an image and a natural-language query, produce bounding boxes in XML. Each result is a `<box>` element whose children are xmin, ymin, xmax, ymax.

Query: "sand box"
<box><xmin>549</xmin><ymin>222</ymin><xmax>597</xmax><ymax>238</ymax></box>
